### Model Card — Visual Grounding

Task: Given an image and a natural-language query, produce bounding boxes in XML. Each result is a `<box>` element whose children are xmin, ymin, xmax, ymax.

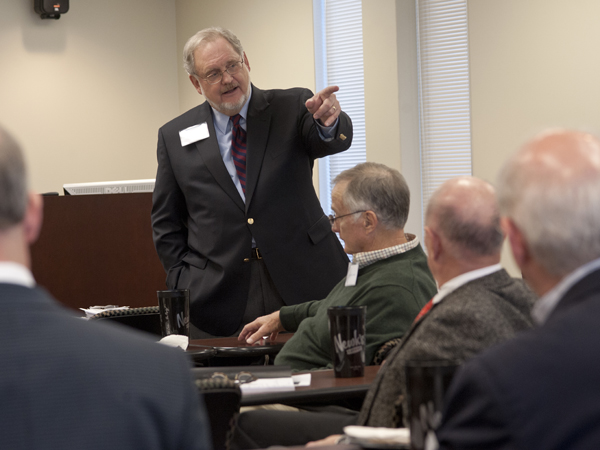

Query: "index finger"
<box><xmin>238</xmin><ymin>323</ymin><xmax>257</xmax><ymax>341</ymax></box>
<box><xmin>317</xmin><ymin>85</ymin><xmax>340</xmax><ymax>99</ymax></box>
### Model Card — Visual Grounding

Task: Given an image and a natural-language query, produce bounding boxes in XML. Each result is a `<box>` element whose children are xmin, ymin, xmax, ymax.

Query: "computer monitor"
<box><xmin>63</xmin><ymin>179</ymin><xmax>155</xmax><ymax>195</ymax></box>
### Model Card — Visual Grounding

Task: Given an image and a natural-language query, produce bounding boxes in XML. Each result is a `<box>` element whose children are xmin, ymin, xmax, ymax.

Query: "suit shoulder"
<box><xmin>260</xmin><ymin>87</ymin><xmax>314</xmax><ymax>104</ymax></box>
<box><xmin>455</xmin><ymin>271</ymin><xmax>536</xmax><ymax>309</ymax></box>
<box><xmin>159</xmin><ymin>103</ymin><xmax>209</xmax><ymax>134</ymax></box>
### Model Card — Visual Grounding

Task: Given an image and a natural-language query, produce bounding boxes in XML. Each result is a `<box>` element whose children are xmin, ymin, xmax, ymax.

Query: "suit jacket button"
<box><xmin>243</xmin><ymin>258</ymin><xmax>250</xmax><ymax>262</ymax></box>
<box><xmin>247</xmin><ymin>218</ymin><xmax>254</xmax><ymax>225</ymax></box>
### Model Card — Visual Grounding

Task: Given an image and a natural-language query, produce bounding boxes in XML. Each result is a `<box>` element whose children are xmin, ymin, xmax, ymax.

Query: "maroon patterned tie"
<box><xmin>230</xmin><ymin>114</ymin><xmax>247</xmax><ymax>194</ymax></box>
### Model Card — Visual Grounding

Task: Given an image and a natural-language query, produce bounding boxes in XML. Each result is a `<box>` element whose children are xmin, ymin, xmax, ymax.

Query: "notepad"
<box><xmin>239</xmin><ymin>374</ymin><xmax>311</xmax><ymax>395</ymax></box>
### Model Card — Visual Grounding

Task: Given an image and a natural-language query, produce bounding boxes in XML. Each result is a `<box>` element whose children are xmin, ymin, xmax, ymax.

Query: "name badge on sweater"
<box><xmin>345</xmin><ymin>261</ymin><xmax>359</xmax><ymax>287</ymax></box>
<box><xmin>179</xmin><ymin>123</ymin><xmax>209</xmax><ymax>146</ymax></box>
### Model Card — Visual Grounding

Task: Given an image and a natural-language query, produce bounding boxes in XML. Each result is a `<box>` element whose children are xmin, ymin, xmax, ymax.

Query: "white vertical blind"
<box><xmin>313</xmin><ymin>0</ymin><xmax>367</xmax><ymax>214</ymax></box>
<box><xmin>417</xmin><ymin>0</ymin><xmax>472</xmax><ymax>223</ymax></box>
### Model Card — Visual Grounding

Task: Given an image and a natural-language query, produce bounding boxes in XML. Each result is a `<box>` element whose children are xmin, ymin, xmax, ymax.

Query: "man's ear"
<box><xmin>23</xmin><ymin>192</ymin><xmax>43</xmax><ymax>245</ymax></box>
<box><xmin>363</xmin><ymin>211</ymin><xmax>378</xmax><ymax>234</ymax></box>
<box><xmin>425</xmin><ymin>226</ymin><xmax>442</xmax><ymax>261</ymax></box>
<box><xmin>189</xmin><ymin>75</ymin><xmax>203</xmax><ymax>95</ymax></box>
<box><xmin>501</xmin><ymin>217</ymin><xmax>530</xmax><ymax>269</ymax></box>
<box><xmin>243</xmin><ymin>52</ymin><xmax>251</xmax><ymax>72</ymax></box>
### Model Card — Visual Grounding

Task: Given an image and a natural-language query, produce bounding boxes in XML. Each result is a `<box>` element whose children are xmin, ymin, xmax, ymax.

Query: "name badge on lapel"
<box><xmin>179</xmin><ymin>123</ymin><xmax>209</xmax><ymax>146</ymax></box>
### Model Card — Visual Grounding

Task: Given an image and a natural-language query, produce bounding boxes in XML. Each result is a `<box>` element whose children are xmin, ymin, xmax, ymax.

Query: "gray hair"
<box><xmin>426</xmin><ymin>177</ymin><xmax>503</xmax><ymax>258</ymax></box>
<box><xmin>183</xmin><ymin>27</ymin><xmax>244</xmax><ymax>77</ymax></box>
<box><xmin>333</xmin><ymin>162</ymin><xmax>410</xmax><ymax>229</ymax></box>
<box><xmin>0</xmin><ymin>126</ymin><xmax>28</xmax><ymax>230</ymax></box>
<box><xmin>497</xmin><ymin>129</ymin><xmax>600</xmax><ymax>277</ymax></box>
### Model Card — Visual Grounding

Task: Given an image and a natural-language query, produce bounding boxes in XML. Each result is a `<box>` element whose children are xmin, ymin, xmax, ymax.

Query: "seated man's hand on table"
<box><xmin>306</xmin><ymin>434</ymin><xmax>343</xmax><ymax>447</ymax></box>
<box><xmin>238</xmin><ymin>311</ymin><xmax>285</xmax><ymax>344</ymax></box>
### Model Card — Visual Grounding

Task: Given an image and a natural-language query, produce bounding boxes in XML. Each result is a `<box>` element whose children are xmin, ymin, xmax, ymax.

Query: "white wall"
<box><xmin>0</xmin><ymin>0</ymin><xmax>179</xmax><ymax>194</ymax></box>
<box><xmin>468</xmin><ymin>0</ymin><xmax>600</xmax><ymax>274</ymax></box>
<box><xmin>469</xmin><ymin>0</ymin><xmax>600</xmax><ymax>183</ymax></box>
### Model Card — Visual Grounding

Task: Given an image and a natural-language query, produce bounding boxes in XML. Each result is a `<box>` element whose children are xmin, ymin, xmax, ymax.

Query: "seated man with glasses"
<box><xmin>238</xmin><ymin>162</ymin><xmax>437</xmax><ymax>371</ymax></box>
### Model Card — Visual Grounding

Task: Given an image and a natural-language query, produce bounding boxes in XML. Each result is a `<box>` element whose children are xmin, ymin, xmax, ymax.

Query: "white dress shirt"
<box><xmin>532</xmin><ymin>256</ymin><xmax>600</xmax><ymax>325</ymax></box>
<box><xmin>432</xmin><ymin>263</ymin><xmax>503</xmax><ymax>305</ymax></box>
<box><xmin>0</xmin><ymin>261</ymin><xmax>35</xmax><ymax>288</ymax></box>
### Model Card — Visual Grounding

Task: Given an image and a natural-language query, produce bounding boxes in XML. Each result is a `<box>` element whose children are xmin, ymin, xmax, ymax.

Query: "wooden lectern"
<box><xmin>31</xmin><ymin>193</ymin><xmax>168</xmax><ymax>311</ymax></box>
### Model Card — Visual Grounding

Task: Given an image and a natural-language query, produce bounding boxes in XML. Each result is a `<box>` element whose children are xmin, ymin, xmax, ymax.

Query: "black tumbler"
<box><xmin>404</xmin><ymin>360</ymin><xmax>461</xmax><ymax>450</ymax></box>
<box><xmin>327</xmin><ymin>305</ymin><xmax>366</xmax><ymax>378</ymax></box>
<box><xmin>157</xmin><ymin>289</ymin><xmax>190</xmax><ymax>337</ymax></box>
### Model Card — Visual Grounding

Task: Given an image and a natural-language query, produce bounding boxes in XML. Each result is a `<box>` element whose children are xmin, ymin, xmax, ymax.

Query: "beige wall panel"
<box><xmin>363</xmin><ymin>0</ymin><xmax>401</xmax><ymax>171</ymax></box>
<box><xmin>469</xmin><ymin>0</ymin><xmax>600</xmax><ymax>275</ymax></box>
<box><xmin>469</xmin><ymin>0</ymin><xmax>600</xmax><ymax>184</ymax></box>
<box><xmin>0</xmin><ymin>0</ymin><xmax>179</xmax><ymax>193</ymax></box>
<box><xmin>395</xmin><ymin>0</ymin><xmax>421</xmax><ymax>237</ymax></box>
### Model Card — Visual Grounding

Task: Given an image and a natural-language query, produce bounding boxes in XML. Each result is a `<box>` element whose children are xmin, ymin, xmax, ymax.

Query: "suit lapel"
<box><xmin>193</xmin><ymin>103</ymin><xmax>245</xmax><ymax>212</ymax></box>
<box><xmin>245</xmin><ymin>86</ymin><xmax>271</xmax><ymax>212</ymax></box>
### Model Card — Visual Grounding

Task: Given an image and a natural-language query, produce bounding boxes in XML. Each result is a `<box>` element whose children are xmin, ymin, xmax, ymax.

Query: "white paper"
<box><xmin>239</xmin><ymin>377</ymin><xmax>295</xmax><ymax>396</ymax></box>
<box><xmin>80</xmin><ymin>306</ymin><xmax>129</xmax><ymax>318</ymax></box>
<box><xmin>343</xmin><ymin>426</ymin><xmax>410</xmax><ymax>445</ymax></box>
<box><xmin>292</xmin><ymin>373</ymin><xmax>311</xmax><ymax>387</ymax></box>
<box><xmin>158</xmin><ymin>334</ymin><xmax>189</xmax><ymax>350</ymax></box>
<box><xmin>179</xmin><ymin>123</ymin><xmax>209</xmax><ymax>146</ymax></box>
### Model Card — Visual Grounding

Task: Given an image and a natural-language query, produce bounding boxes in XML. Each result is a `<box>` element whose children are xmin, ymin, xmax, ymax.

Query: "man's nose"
<box><xmin>221</xmin><ymin>70</ymin><xmax>234</xmax><ymax>84</ymax></box>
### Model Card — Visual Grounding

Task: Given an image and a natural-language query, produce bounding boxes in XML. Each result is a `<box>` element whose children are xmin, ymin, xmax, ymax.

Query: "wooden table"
<box><xmin>240</xmin><ymin>365</ymin><xmax>380</xmax><ymax>406</ymax></box>
<box><xmin>188</xmin><ymin>333</ymin><xmax>294</xmax><ymax>366</ymax></box>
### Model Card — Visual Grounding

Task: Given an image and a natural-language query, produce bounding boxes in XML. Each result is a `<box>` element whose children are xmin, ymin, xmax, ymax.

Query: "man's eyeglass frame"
<box><xmin>201</xmin><ymin>59</ymin><xmax>244</xmax><ymax>85</ymax></box>
<box><xmin>328</xmin><ymin>210</ymin><xmax>368</xmax><ymax>227</ymax></box>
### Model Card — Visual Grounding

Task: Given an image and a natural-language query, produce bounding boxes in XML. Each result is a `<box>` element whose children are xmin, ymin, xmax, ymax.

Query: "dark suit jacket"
<box><xmin>358</xmin><ymin>269</ymin><xmax>535</xmax><ymax>428</ymax></box>
<box><xmin>152</xmin><ymin>85</ymin><xmax>352</xmax><ymax>335</ymax></box>
<box><xmin>0</xmin><ymin>283</ymin><xmax>209</xmax><ymax>450</ymax></box>
<box><xmin>436</xmin><ymin>267</ymin><xmax>600</xmax><ymax>450</ymax></box>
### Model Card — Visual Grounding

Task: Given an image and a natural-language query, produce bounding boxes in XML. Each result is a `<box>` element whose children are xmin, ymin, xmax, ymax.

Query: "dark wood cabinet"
<box><xmin>31</xmin><ymin>193</ymin><xmax>167</xmax><ymax>311</ymax></box>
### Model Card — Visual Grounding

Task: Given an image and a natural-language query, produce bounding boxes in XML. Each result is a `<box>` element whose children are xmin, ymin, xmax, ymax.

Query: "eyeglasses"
<box><xmin>202</xmin><ymin>59</ymin><xmax>244</xmax><ymax>85</ymax></box>
<box><xmin>328</xmin><ymin>210</ymin><xmax>368</xmax><ymax>226</ymax></box>
<box><xmin>209</xmin><ymin>371</ymin><xmax>255</xmax><ymax>384</ymax></box>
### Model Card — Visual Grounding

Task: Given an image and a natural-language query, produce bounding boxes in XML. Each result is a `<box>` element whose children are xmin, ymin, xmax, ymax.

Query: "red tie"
<box><xmin>230</xmin><ymin>114</ymin><xmax>247</xmax><ymax>193</ymax></box>
<box><xmin>413</xmin><ymin>298</ymin><xmax>434</xmax><ymax>324</ymax></box>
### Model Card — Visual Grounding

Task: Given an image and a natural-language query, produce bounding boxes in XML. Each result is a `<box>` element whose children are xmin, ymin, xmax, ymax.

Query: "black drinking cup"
<box><xmin>327</xmin><ymin>305</ymin><xmax>366</xmax><ymax>378</ymax></box>
<box><xmin>157</xmin><ymin>289</ymin><xmax>190</xmax><ymax>337</ymax></box>
<box><xmin>404</xmin><ymin>360</ymin><xmax>461</xmax><ymax>450</ymax></box>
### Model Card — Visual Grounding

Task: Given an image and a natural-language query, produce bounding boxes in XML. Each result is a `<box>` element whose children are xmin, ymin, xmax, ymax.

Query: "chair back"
<box><xmin>196</xmin><ymin>378</ymin><xmax>242</xmax><ymax>450</ymax></box>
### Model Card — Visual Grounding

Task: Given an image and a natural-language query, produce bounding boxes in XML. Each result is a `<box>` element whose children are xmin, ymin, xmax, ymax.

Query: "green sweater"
<box><xmin>274</xmin><ymin>244</ymin><xmax>437</xmax><ymax>371</ymax></box>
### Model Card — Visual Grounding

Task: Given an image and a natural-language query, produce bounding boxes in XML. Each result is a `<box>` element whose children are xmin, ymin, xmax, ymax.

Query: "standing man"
<box><xmin>0</xmin><ymin>125</ymin><xmax>210</xmax><ymax>450</ymax></box>
<box><xmin>435</xmin><ymin>130</ymin><xmax>600</xmax><ymax>450</ymax></box>
<box><xmin>152</xmin><ymin>27</ymin><xmax>353</xmax><ymax>337</ymax></box>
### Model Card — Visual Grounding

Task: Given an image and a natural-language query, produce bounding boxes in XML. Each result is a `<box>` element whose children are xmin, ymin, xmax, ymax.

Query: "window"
<box><xmin>313</xmin><ymin>0</ymin><xmax>367</xmax><ymax>215</ymax></box>
<box><xmin>417</xmin><ymin>0</ymin><xmax>472</xmax><ymax>224</ymax></box>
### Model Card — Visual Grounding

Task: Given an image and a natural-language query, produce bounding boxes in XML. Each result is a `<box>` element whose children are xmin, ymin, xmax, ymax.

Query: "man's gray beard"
<box><xmin>209</xmin><ymin>79</ymin><xmax>251</xmax><ymax>116</ymax></box>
